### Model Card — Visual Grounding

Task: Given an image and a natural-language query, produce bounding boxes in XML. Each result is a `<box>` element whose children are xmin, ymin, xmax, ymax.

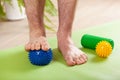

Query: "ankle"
<box><xmin>57</xmin><ymin>32</ymin><xmax>73</xmax><ymax>45</ymax></box>
<box><xmin>57</xmin><ymin>30</ymin><xmax>71</xmax><ymax>38</ymax></box>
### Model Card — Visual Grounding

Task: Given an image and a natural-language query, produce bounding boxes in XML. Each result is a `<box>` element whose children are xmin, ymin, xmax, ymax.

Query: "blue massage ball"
<box><xmin>29</xmin><ymin>49</ymin><xmax>53</xmax><ymax>66</ymax></box>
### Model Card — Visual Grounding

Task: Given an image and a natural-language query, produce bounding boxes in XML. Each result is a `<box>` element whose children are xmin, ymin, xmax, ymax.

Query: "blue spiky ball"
<box><xmin>29</xmin><ymin>49</ymin><xmax>53</xmax><ymax>66</ymax></box>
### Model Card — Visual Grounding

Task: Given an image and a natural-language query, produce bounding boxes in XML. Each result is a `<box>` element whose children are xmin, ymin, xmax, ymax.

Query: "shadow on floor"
<box><xmin>52</xmin><ymin>48</ymin><xmax>66</xmax><ymax>65</ymax></box>
<box><xmin>80</xmin><ymin>47</ymin><xmax>107</xmax><ymax>63</ymax></box>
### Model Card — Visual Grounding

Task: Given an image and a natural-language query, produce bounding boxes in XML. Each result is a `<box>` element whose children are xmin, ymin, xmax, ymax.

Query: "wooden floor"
<box><xmin>0</xmin><ymin>0</ymin><xmax>120</xmax><ymax>49</ymax></box>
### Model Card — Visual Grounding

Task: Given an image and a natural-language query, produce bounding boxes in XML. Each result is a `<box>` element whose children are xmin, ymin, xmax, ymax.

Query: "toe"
<box><xmin>79</xmin><ymin>57</ymin><xmax>86</xmax><ymax>64</ymax></box>
<box><xmin>74</xmin><ymin>54</ymin><xmax>88</xmax><ymax>65</ymax></box>
<box><xmin>81</xmin><ymin>54</ymin><xmax>88</xmax><ymax>62</ymax></box>
<box><xmin>76</xmin><ymin>57</ymin><xmax>82</xmax><ymax>65</ymax></box>
<box><xmin>30</xmin><ymin>43</ymin><xmax>35</xmax><ymax>50</ymax></box>
<box><xmin>25</xmin><ymin>43</ymin><xmax>31</xmax><ymax>51</ymax></box>
<box><xmin>79</xmin><ymin>54</ymin><xmax>88</xmax><ymax>64</ymax></box>
<box><xmin>41</xmin><ymin>42</ymin><xmax>50</xmax><ymax>51</ymax></box>
<box><xmin>73</xmin><ymin>56</ymin><xmax>82</xmax><ymax>65</ymax></box>
<box><xmin>65</xmin><ymin>56</ymin><xmax>76</xmax><ymax>66</ymax></box>
<box><xmin>67</xmin><ymin>60</ymin><xmax>76</xmax><ymax>66</ymax></box>
<box><xmin>35</xmin><ymin>42</ymin><xmax>41</xmax><ymax>50</ymax></box>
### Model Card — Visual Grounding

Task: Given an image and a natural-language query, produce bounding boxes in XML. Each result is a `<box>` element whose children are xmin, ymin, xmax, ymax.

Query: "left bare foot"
<box><xmin>57</xmin><ymin>33</ymin><xmax>88</xmax><ymax>66</ymax></box>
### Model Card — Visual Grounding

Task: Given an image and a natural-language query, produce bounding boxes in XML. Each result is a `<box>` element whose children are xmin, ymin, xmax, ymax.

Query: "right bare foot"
<box><xmin>25</xmin><ymin>31</ymin><xmax>50</xmax><ymax>51</ymax></box>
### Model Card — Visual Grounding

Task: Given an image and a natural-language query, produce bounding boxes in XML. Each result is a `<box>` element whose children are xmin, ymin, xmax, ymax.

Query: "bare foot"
<box><xmin>57</xmin><ymin>33</ymin><xmax>88</xmax><ymax>66</ymax></box>
<box><xmin>25</xmin><ymin>30</ymin><xmax>50</xmax><ymax>51</ymax></box>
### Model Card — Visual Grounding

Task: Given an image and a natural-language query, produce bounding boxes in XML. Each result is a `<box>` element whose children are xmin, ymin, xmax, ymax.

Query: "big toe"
<box><xmin>41</xmin><ymin>42</ymin><xmax>50</xmax><ymax>51</ymax></box>
<box><xmin>65</xmin><ymin>56</ymin><xmax>76</xmax><ymax>66</ymax></box>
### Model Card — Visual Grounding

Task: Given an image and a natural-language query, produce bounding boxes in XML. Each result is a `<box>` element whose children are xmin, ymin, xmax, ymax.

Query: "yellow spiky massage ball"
<box><xmin>95</xmin><ymin>41</ymin><xmax>112</xmax><ymax>57</ymax></box>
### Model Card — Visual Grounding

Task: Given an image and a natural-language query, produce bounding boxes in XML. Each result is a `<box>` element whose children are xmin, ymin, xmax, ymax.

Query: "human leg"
<box><xmin>24</xmin><ymin>0</ymin><xmax>50</xmax><ymax>51</ymax></box>
<box><xmin>57</xmin><ymin>0</ymin><xmax>88</xmax><ymax>66</ymax></box>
